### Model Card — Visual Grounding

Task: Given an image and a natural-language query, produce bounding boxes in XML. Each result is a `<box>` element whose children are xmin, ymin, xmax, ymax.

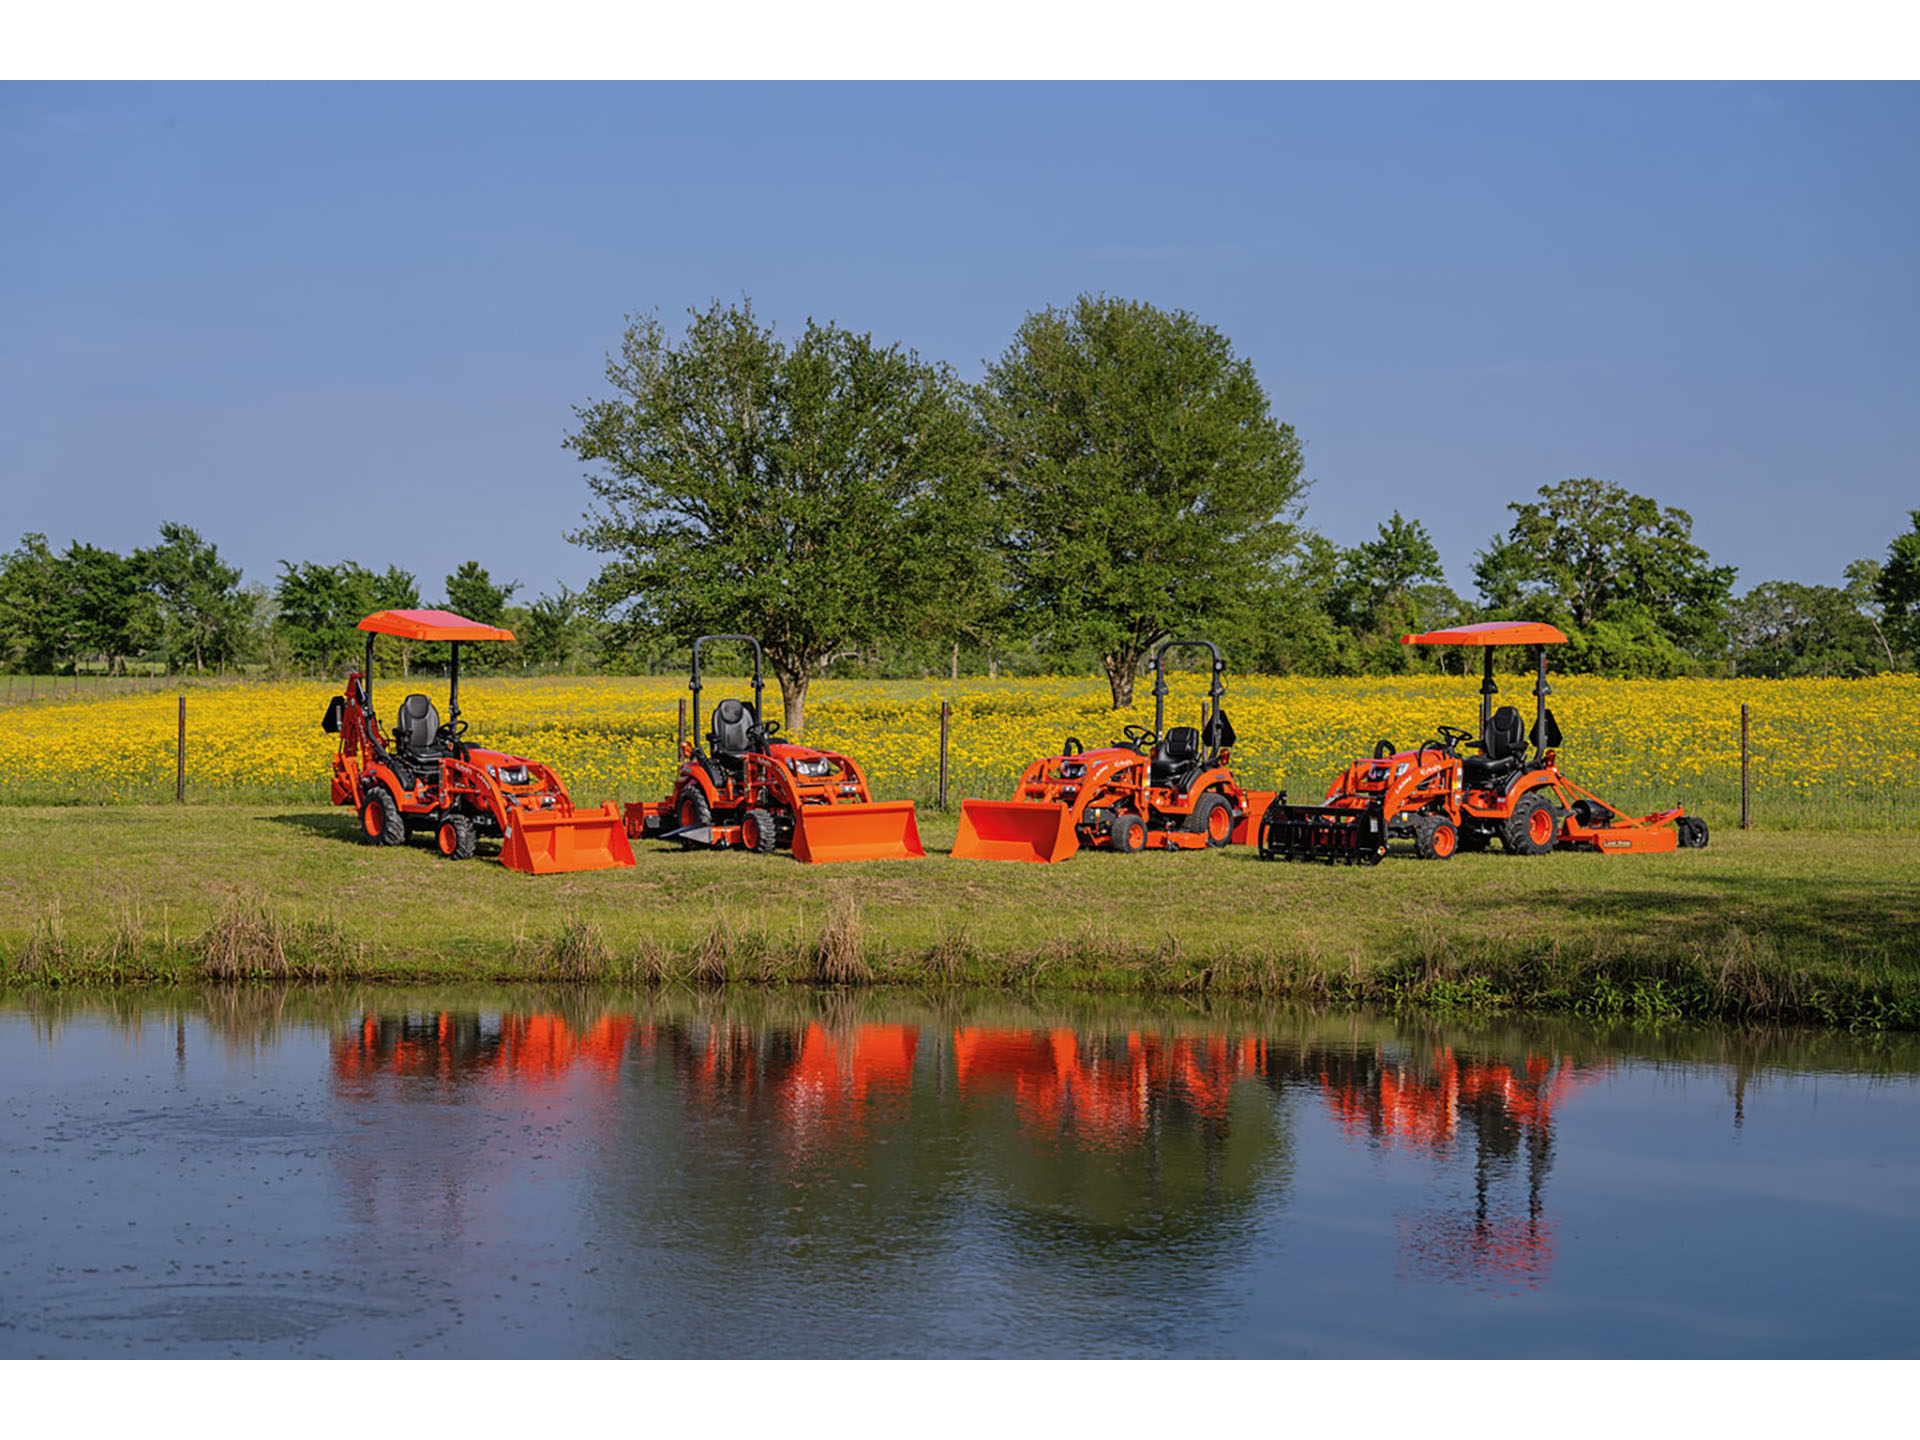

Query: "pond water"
<box><xmin>2</xmin><ymin>988</ymin><xmax>1916</xmax><ymax>1358</ymax></box>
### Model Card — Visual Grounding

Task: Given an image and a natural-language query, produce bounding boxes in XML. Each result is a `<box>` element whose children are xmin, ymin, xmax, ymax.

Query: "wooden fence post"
<box><xmin>176</xmin><ymin>695</ymin><xmax>187</xmax><ymax>803</ymax></box>
<box><xmin>1740</xmin><ymin>702</ymin><xmax>1750</xmax><ymax>831</ymax></box>
<box><xmin>939</xmin><ymin>700</ymin><xmax>951</xmax><ymax>811</ymax></box>
<box><xmin>677</xmin><ymin>697</ymin><xmax>687</xmax><ymax>754</ymax></box>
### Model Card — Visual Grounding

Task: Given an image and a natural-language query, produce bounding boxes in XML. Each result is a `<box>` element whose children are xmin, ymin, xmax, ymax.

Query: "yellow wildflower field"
<box><xmin>6</xmin><ymin>671</ymin><xmax>1916</xmax><ymax>828</ymax></box>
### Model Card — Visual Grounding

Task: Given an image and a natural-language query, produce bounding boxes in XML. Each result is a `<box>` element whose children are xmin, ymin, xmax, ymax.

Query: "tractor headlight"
<box><xmin>491</xmin><ymin>764</ymin><xmax>531</xmax><ymax>786</ymax></box>
<box><xmin>1060</xmin><ymin>763</ymin><xmax>1086</xmax><ymax>779</ymax></box>
<box><xmin>789</xmin><ymin>756</ymin><xmax>836</xmax><ymax>778</ymax></box>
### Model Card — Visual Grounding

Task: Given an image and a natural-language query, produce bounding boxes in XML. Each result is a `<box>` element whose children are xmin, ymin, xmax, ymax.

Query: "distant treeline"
<box><xmin>3</xmin><ymin>294</ymin><xmax>1916</xmax><ymax>698</ymax></box>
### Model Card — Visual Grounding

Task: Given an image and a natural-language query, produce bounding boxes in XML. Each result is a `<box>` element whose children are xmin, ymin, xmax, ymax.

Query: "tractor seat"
<box><xmin>1462</xmin><ymin>705</ymin><xmax>1527</xmax><ymax>790</ymax></box>
<box><xmin>394</xmin><ymin>693</ymin><xmax>448</xmax><ymax>765</ymax></box>
<box><xmin>708</xmin><ymin>698</ymin><xmax>760</xmax><ymax>771</ymax></box>
<box><xmin>1150</xmin><ymin>726</ymin><xmax>1203</xmax><ymax>791</ymax></box>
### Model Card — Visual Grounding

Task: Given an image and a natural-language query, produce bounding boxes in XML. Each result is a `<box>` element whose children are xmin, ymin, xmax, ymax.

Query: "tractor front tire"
<box><xmin>1111</xmin><ymin>813</ymin><xmax>1145</xmax><ymax>854</ymax></box>
<box><xmin>436</xmin><ymin>813</ymin><xmax>477</xmax><ymax>860</ymax></box>
<box><xmin>1187</xmin><ymin>792</ymin><xmax>1234</xmax><ymax>848</ymax></box>
<box><xmin>676</xmin><ymin>787</ymin><xmax>712</xmax><ymax>845</ymax></box>
<box><xmin>1415</xmin><ymin>816</ymin><xmax>1459</xmax><ymax>860</ymax></box>
<box><xmin>741</xmin><ymin>807</ymin><xmax>779</xmax><ymax>854</ymax></box>
<box><xmin>360</xmin><ymin>785</ymin><xmax>405</xmax><ymax>847</ymax></box>
<box><xmin>1503</xmin><ymin>792</ymin><xmax>1558</xmax><ymax>856</ymax></box>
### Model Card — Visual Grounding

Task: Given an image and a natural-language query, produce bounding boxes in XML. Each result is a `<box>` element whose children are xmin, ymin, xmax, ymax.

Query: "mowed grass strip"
<box><xmin>2</xmin><ymin>804</ymin><xmax>1917</xmax><ymax>1028</ymax></box>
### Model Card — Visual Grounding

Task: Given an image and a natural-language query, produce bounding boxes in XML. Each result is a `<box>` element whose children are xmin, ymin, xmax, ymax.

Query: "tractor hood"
<box><xmin>768</xmin><ymin>740</ymin><xmax>848</xmax><ymax>775</ymax></box>
<box><xmin>466</xmin><ymin>746</ymin><xmax>542</xmax><ymax>781</ymax></box>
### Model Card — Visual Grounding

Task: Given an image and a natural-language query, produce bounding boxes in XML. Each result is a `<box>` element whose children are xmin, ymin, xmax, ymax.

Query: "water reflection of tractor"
<box><xmin>623</xmin><ymin>635</ymin><xmax>924</xmax><ymax>863</ymax></box>
<box><xmin>954</xmin><ymin>639</ymin><xmax>1277</xmax><ymax>862</ymax></box>
<box><xmin>1258</xmin><ymin>621</ymin><xmax>1710</xmax><ymax>864</ymax></box>
<box><xmin>1296</xmin><ymin>1042</ymin><xmax>1597</xmax><ymax>1288</ymax></box>
<box><xmin>322</xmin><ymin>609</ymin><xmax>635</xmax><ymax>873</ymax></box>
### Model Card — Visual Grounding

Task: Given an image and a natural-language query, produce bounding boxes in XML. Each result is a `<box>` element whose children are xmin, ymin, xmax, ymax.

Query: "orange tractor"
<box><xmin>322</xmin><ymin>608</ymin><xmax>635</xmax><ymax>874</ymax></box>
<box><xmin>622</xmin><ymin>635</ymin><xmax>924</xmax><ymax>863</ymax></box>
<box><xmin>954</xmin><ymin>639</ymin><xmax>1276</xmax><ymax>862</ymax></box>
<box><xmin>1257</xmin><ymin>620</ymin><xmax>1709</xmax><ymax>865</ymax></box>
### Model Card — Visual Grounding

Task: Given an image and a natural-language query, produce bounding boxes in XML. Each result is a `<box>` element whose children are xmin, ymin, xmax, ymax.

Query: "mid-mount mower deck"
<box><xmin>953</xmin><ymin>639</ymin><xmax>1277</xmax><ymax>862</ymax></box>
<box><xmin>622</xmin><ymin>635</ymin><xmax>924</xmax><ymax>863</ymax></box>
<box><xmin>1257</xmin><ymin>620</ymin><xmax>1709</xmax><ymax>865</ymax></box>
<box><xmin>323</xmin><ymin>609</ymin><xmax>635</xmax><ymax>874</ymax></box>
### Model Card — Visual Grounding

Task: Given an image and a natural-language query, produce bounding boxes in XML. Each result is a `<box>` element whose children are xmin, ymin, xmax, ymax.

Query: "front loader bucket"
<box><xmin>791</xmin><ymin>800</ymin><xmax>925</xmax><ymax>864</ymax></box>
<box><xmin>500</xmin><ymin>802</ymin><xmax>638</xmax><ymax>874</ymax></box>
<box><xmin>952</xmin><ymin>799</ymin><xmax>1081</xmax><ymax>863</ymax></box>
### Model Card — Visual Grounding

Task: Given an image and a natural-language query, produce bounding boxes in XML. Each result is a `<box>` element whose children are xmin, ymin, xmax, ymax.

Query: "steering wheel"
<box><xmin>1121</xmin><ymin>724</ymin><xmax>1157</xmax><ymax>752</ymax></box>
<box><xmin>1435</xmin><ymin>724</ymin><xmax>1474</xmax><ymax>751</ymax></box>
<box><xmin>1373</xmin><ymin>738</ymin><xmax>1398</xmax><ymax>759</ymax></box>
<box><xmin>437</xmin><ymin>718</ymin><xmax>470</xmax><ymax>743</ymax></box>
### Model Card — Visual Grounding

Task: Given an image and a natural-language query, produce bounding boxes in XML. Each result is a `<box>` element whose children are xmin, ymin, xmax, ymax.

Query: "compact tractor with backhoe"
<box><xmin>322</xmin><ymin>609</ymin><xmax>635</xmax><ymax>874</ymax></box>
<box><xmin>1256</xmin><ymin>620</ymin><xmax>1709</xmax><ymax>865</ymax></box>
<box><xmin>953</xmin><ymin>639</ymin><xmax>1277</xmax><ymax>862</ymax></box>
<box><xmin>622</xmin><ymin>635</ymin><xmax>924</xmax><ymax>863</ymax></box>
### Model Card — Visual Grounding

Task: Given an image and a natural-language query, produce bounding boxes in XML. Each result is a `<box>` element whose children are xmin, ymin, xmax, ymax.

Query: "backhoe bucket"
<box><xmin>790</xmin><ymin>800</ymin><xmax>925</xmax><ymax>864</ymax></box>
<box><xmin>500</xmin><ymin>802</ymin><xmax>637</xmax><ymax>874</ymax></box>
<box><xmin>952</xmin><ymin>800</ymin><xmax>1081</xmax><ymax>863</ymax></box>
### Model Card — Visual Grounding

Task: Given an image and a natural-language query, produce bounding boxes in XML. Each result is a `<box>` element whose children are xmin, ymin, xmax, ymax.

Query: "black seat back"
<box><xmin>396</xmin><ymin>693</ymin><xmax>442</xmax><ymax>754</ymax></box>
<box><xmin>1487</xmin><ymin>705</ymin><xmax>1526</xmax><ymax>761</ymax></box>
<box><xmin>1151</xmin><ymin>725</ymin><xmax>1201</xmax><ymax>785</ymax></box>
<box><xmin>710</xmin><ymin>698</ymin><xmax>757</xmax><ymax>756</ymax></box>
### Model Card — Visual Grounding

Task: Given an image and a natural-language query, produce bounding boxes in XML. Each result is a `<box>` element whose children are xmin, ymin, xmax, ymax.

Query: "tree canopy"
<box><xmin>565</xmin><ymin>300</ymin><xmax>985</xmax><ymax>735</ymax></box>
<box><xmin>979</xmin><ymin>293</ymin><xmax>1308</xmax><ymax>707</ymax></box>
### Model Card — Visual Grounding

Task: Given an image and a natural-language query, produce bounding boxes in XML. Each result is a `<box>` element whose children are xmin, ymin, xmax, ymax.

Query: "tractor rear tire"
<box><xmin>676</xmin><ymin>787</ymin><xmax>712</xmax><ymax>841</ymax></box>
<box><xmin>1187</xmin><ymin>792</ymin><xmax>1233</xmax><ymax>847</ymax></box>
<box><xmin>1503</xmin><ymin>792</ymin><xmax>1558</xmax><ymax>856</ymax></box>
<box><xmin>360</xmin><ymin>785</ymin><xmax>405</xmax><ymax>847</ymax></box>
<box><xmin>1415</xmin><ymin>816</ymin><xmax>1459</xmax><ymax>860</ymax></box>
<box><xmin>741</xmin><ymin>807</ymin><xmax>779</xmax><ymax>854</ymax></box>
<box><xmin>436</xmin><ymin>813</ymin><xmax>476</xmax><ymax>860</ymax></box>
<box><xmin>1111</xmin><ymin>813</ymin><xmax>1145</xmax><ymax>854</ymax></box>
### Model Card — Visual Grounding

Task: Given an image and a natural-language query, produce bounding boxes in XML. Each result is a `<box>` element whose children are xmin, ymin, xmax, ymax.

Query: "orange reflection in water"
<box><xmin>1318</xmin><ymin>1045</ymin><xmax>1602</xmax><ymax>1289</ymax></box>
<box><xmin>953</xmin><ymin>1028</ymin><xmax>1264</xmax><ymax>1145</ymax></box>
<box><xmin>331</xmin><ymin>1012</ymin><xmax>650</xmax><ymax>1091</ymax></box>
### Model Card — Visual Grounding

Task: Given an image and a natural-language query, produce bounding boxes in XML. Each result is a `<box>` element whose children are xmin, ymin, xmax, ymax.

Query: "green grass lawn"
<box><xmin>3</xmin><ymin>804</ymin><xmax>1917</xmax><ymax>1028</ymax></box>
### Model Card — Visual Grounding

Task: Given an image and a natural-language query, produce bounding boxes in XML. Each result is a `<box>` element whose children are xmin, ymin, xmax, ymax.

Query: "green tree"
<box><xmin>522</xmin><ymin>585</ymin><xmax>590</xmax><ymax>668</ymax></box>
<box><xmin>980</xmin><ymin>294</ymin><xmax>1307</xmax><ymax>707</ymax></box>
<box><xmin>272</xmin><ymin>560</ymin><xmax>389</xmax><ymax>674</ymax></box>
<box><xmin>1874</xmin><ymin>510</ymin><xmax>1920</xmax><ymax>662</ymax></box>
<box><xmin>137</xmin><ymin>522</ymin><xmax>246</xmax><ymax>674</ymax></box>
<box><xmin>443</xmin><ymin>561</ymin><xmax>518</xmax><ymax>627</ymax></box>
<box><xmin>1473</xmin><ymin>477</ymin><xmax>1736</xmax><ymax>673</ymax></box>
<box><xmin>1726</xmin><ymin>580</ymin><xmax>1889</xmax><ymax>678</ymax></box>
<box><xmin>64</xmin><ymin>542</ymin><xmax>153</xmax><ymax>674</ymax></box>
<box><xmin>0</xmin><ymin>533</ymin><xmax>72</xmax><ymax>672</ymax></box>
<box><xmin>566</xmin><ymin>300</ymin><xmax>985</xmax><ymax>735</ymax></box>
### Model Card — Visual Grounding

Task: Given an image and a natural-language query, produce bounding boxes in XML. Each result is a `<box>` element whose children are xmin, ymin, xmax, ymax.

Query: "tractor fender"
<box><xmin>676</xmin><ymin>764</ymin><xmax>725</xmax><ymax>809</ymax></box>
<box><xmin>360</xmin><ymin>761</ymin><xmax>409</xmax><ymax>805</ymax></box>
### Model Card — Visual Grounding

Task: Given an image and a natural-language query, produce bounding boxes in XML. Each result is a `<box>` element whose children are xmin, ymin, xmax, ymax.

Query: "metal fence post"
<box><xmin>1740</xmin><ymin>702</ymin><xmax>1750</xmax><ymax>831</ymax></box>
<box><xmin>176</xmin><ymin>695</ymin><xmax>187</xmax><ymax>803</ymax></box>
<box><xmin>939</xmin><ymin>700</ymin><xmax>951</xmax><ymax>811</ymax></box>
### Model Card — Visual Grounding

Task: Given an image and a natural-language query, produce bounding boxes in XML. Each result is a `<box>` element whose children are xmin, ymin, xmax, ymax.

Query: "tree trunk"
<box><xmin>1102</xmin><ymin>649</ymin><xmax>1140</xmax><ymax>709</ymax></box>
<box><xmin>950</xmin><ymin>640</ymin><xmax>959</xmax><ymax>681</ymax></box>
<box><xmin>773</xmin><ymin>665</ymin><xmax>811</xmax><ymax>739</ymax></box>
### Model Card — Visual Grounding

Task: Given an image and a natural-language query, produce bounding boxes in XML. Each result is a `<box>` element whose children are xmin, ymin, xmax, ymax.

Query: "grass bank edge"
<box><xmin>6</xmin><ymin>888</ymin><xmax>1918</xmax><ymax>1031</ymax></box>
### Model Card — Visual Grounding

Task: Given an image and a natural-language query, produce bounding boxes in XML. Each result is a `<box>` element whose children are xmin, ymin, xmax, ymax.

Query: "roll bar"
<box><xmin>689</xmin><ymin>635</ymin><xmax>765</xmax><ymax>754</ymax></box>
<box><xmin>1151</xmin><ymin>639</ymin><xmax>1228</xmax><ymax>766</ymax></box>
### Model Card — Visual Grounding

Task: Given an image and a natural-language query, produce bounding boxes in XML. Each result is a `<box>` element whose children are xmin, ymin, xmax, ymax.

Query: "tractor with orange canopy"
<box><xmin>321</xmin><ymin>608</ymin><xmax>635</xmax><ymax>874</ymax></box>
<box><xmin>953</xmin><ymin>639</ymin><xmax>1276</xmax><ymax>862</ymax></box>
<box><xmin>622</xmin><ymin>634</ymin><xmax>924</xmax><ymax>863</ymax></box>
<box><xmin>1256</xmin><ymin>620</ymin><xmax>1709</xmax><ymax>864</ymax></box>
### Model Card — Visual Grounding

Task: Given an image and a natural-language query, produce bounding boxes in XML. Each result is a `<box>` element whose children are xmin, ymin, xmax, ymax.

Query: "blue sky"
<box><xmin>3</xmin><ymin>81</ymin><xmax>1915</xmax><ymax>605</ymax></box>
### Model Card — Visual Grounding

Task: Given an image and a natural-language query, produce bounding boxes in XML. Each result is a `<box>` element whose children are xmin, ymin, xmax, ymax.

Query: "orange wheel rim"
<box><xmin>1434</xmin><ymin>826</ymin><xmax>1456</xmax><ymax>857</ymax></box>
<box><xmin>680</xmin><ymin>797</ymin><xmax>698</xmax><ymax>828</ymax></box>
<box><xmin>362</xmin><ymin>802</ymin><xmax>381</xmax><ymax>836</ymax></box>
<box><xmin>438</xmin><ymin>824</ymin><xmax>455</xmax><ymax>855</ymax></box>
<box><xmin>1208</xmin><ymin>805</ymin><xmax>1232</xmax><ymax>841</ymax></box>
<box><xmin>743</xmin><ymin>815</ymin><xmax>758</xmax><ymax>848</ymax></box>
<box><xmin>1530</xmin><ymin>809</ymin><xmax>1553</xmax><ymax>844</ymax></box>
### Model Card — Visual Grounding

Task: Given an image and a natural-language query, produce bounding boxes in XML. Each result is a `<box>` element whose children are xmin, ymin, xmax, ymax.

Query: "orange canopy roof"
<box><xmin>1401</xmin><ymin>621</ymin><xmax>1568</xmax><ymax>647</ymax></box>
<box><xmin>357</xmin><ymin>609</ymin><xmax>516</xmax><ymax>643</ymax></box>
